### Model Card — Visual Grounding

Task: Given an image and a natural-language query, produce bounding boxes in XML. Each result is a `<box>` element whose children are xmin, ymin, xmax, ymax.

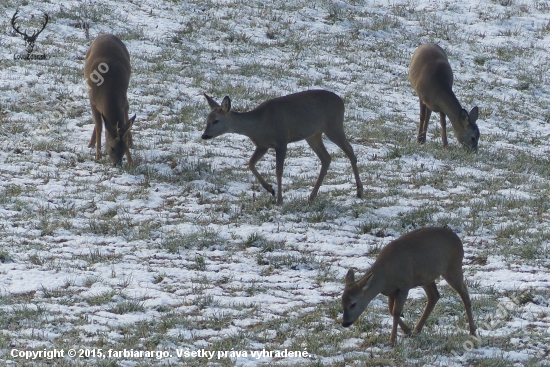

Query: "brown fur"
<box><xmin>409</xmin><ymin>43</ymin><xmax>479</xmax><ymax>149</ymax></box>
<box><xmin>201</xmin><ymin>90</ymin><xmax>363</xmax><ymax>204</ymax></box>
<box><xmin>342</xmin><ymin>227</ymin><xmax>476</xmax><ymax>345</ymax></box>
<box><xmin>84</xmin><ymin>34</ymin><xmax>135</xmax><ymax>166</ymax></box>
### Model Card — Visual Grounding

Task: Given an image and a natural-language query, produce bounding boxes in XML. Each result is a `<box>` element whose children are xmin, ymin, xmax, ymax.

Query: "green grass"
<box><xmin>1</xmin><ymin>0</ymin><xmax>550</xmax><ymax>366</ymax></box>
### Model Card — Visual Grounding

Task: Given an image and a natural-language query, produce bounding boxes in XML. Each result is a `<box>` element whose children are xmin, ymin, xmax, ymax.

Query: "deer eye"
<box><xmin>212</xmin><ymin>120</ymin><xmax>219</xmax><ymax>125</ymax></box>
<box><xmin>350</xmin><ymin>303</ymin><xmax>356</xmax><ymax>310</ymax></box>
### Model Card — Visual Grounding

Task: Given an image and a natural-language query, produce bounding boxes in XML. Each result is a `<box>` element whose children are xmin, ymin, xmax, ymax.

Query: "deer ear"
<box><xmin>127</xmin><ymin>114</ymin><xmax>136</xmax><ymax>128</ymax></box>
<box><xmin>115</xmin><ymin>121</ymin><xmax>121</xmax><ymax>141</ymax></box>
<box><xmin>123</xmin><ymin>114</ymin><xmax>135</xmax><ymax>139</ymax></box>
<box><xmin>459</xmin><ymin>109</ymin><xmax>470</xmax><ymax>128</ymax></box>
<box><xmin>469</xmin><ymin>107</ymin><xmax>479</xmax><ymax>124</ymax></box>
<box><xmin>204</xmin><ymin>94</ymin><xmax>220</xmax><ymax>110</ymax></box>
<box><xmin>359</xmin><ymin>272</ymin><xmax>374</xmax><ymax>291</ymax></box>
<box><xmin>345</xmin><ymin>269</ymin><xmax>355</xmax><ymax>286</ymax></box>
<box><xmin>221</xmin><ymin>96</ymin><xmax>231</xmax><ymax>113</ymax></box>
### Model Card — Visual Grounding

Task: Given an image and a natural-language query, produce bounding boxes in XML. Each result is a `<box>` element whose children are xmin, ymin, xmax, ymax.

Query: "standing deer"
<box><xmin>84</xmin><ymin>34</ymin><xmax>135</xmax><ymax>166</ymax></box>
<box><xmin>341</xmin><ymin>227</ymin><xmax>476</xmax><ymax>345</ymax></box>
<box><xmin>201</xmin><ymin>90</ymin><xmax>363</xmax><ymax>205</ymax></box>
<box><xmin>409</xmin><ymin>43</ymin><xmax>479</xmax><ymax>149</ymax></box>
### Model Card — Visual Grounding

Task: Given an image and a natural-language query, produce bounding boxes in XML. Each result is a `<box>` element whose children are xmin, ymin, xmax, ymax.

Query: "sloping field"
<box><xmin>1</xmin><ymin>0</ymin><xmax>549</xmax><ymax>366</ymax></box>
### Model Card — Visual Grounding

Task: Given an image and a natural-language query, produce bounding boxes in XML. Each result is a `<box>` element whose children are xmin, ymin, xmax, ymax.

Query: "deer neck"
<box><xmin>228</xmin><ymin>110</ymin><xmax>262</xmax><ymax>139</ymax></box>
<box><xmin>102</xmin><ymin>101</ymin><xmax>127</xmax><ymax>131</ymax></box>
<box><xmin>439</xmin><ymin>89</ymin><xmax>463</xmax><ymax>131</ymax></box>
<box><xmin>361</xmin><ymin>270</ymin><xmax>386</xmax><ymax>301</ymax></box>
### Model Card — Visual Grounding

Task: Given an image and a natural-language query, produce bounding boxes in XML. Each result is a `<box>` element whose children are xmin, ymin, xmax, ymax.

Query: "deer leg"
<box><xmin>439</xmin><ymin>112</ymin><xmax>448</xmax><ymax>147</ymax></box>
<box><xmin>248</xmin><ymin>147</ymin><xmax>274</xmax><ymax>197</ymax></box>
<box><xmin>422</xmin><ymin>107</ymin><xmax>432</xmax><ymax>145</ymax></box>
<box><xmin>125</xmin><ymin>148</ymin><xmax>133</xmax><ymax>166</ymax></box>
<box><xmin>305</xmin><ymin>133</ymin><xmax>331</xmax><ymax>201</ymax></box>
<box><xmin>388</xmin><ymin>295</ymin><xmax>411</xmax><ymax>335</ymax></box>
<box><xmin>89</xmin><ymin>125</ymin><xmax>97</xmax><ymax>148</ymax></box>
<box><xmin>89</xmin><ymin>103</ymin><xmax>103</xmax><ymax>160</ymax></box>
<box><xmin>324</xmin><ymin>130</ymin><xmax>363</xmax><ymax>199</ymax></box>
<box><xmin>274</xmin><ymin>146</ymin><xmax>287</xmax><ymax>205</ymax></box>
<box><xmin>418</xmin><ymin>100</ymin><xmax>429</xmax><ymax>143</ymax></box>
<box><xmin>443</xmin><ymin>272</ymin><xmax>477</xmax><ymax>336</ymax></box>
<box><xmin>126</xmin><ymin>130</ymin><xmax>134</xmax><ymax>148</ymax></box>
<box><xmin>123</xmin><ymin>130</ymin><xmax>133</xmax><ymax>166</ymax></box>
<box><xmin>124</xmin><ymin>104</ymin><xmax>133</xmax><ymax>148</ymax></box>
<box><xmin>390</xmin><ymin>289</ymin><xmax>409</xmax><ymax>345</ymax></box>
<box><xmin>413</xmin><ymin>282</ymin><xmax>440</xmax><ymax>334</ymax></box>
<box><xmin>89</xmin><ymin>104</ymin><xmax>101</xmax><ymax>144</ymax></box>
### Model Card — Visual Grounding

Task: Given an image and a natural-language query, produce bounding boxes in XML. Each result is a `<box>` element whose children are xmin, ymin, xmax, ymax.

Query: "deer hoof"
<box><xmin>405</xmin><ymin>330</ymin><xmax>417</xmax><ymax>338</ymax></box>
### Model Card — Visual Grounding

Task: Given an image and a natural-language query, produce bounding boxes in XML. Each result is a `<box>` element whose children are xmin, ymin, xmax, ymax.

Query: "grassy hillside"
<box><xmin>1</xmin><ymin>0</ymin><xmax>549</xmax><ymax>366</ymax></box>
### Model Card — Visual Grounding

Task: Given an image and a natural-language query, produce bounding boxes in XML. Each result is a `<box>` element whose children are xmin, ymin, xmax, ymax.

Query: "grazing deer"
<box><xmin>201</xmin><ymin>90</ymin><xmax>363</xmax><ymax>205</ymax></box>
<box><xmin>341</xmin><ymin>227</ymin><xmax>476</xmax><ymax>345</ymax></box>
<box><xmin>84</xmin><ymin>34</ymin><xmax>135</xmax><ymax>166</ymax></box>
<box><xmin>409</xmin><ymin>43</ymin><xmax>479</xmax><ymax>149</ymax></box>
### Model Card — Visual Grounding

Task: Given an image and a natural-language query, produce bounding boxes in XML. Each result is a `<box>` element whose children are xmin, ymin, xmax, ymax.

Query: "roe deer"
<box><xmin>409</xmin><ymin>43</ymin><xmax>479</xmax><ymax>149</ymax></box>
<box><xmin>201</xmin><ymin>90</ymin><xmax>363</xmax><ymax>205</ymax></box>
<box><xmin>84</xmin><ymin>34</ymin><xmax>135</xmax><ymax>166</ymax></box>
<box><xmin>341</xmin><ymin>227</ymin><xmax>476</xmax><ymax>345</ymax></box>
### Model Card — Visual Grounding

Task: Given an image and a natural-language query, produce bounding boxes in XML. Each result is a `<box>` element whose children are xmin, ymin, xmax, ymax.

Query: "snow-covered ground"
<box><xmin>1</xmin><ymin>0</ymin><xmax>550</xmax><ymax>366</ymax></box>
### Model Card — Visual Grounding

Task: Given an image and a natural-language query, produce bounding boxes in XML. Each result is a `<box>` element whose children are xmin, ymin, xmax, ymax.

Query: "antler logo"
<box><xmin>11</xmin><ymin>9</ymin><xmax>49</xmax><ymax>55</ymax></box>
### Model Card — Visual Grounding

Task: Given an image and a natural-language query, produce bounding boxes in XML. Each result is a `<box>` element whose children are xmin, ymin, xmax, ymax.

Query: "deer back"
<box><xmin>257</xmin><ymin>90</ymin><xmax>345</xmax><ymax>143</ymax></box>
<box><xmin>409</xmin><ymin>43</ymin><xmax>456</xmax><ymax>113</ymax></box>
<box><xmin>374</xmin><ymin>227</ymin><xmax>464</xmax><ymax>292</ymax></box>
<box><xmin>409</xmin><ymin>44</ymin><xmax>480</xmax><ymax>148</ymax></box>
<box><xmin>203</xmin><ymin>90</ymin><xmax>345</xmax><ymax>147</ymax></box>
